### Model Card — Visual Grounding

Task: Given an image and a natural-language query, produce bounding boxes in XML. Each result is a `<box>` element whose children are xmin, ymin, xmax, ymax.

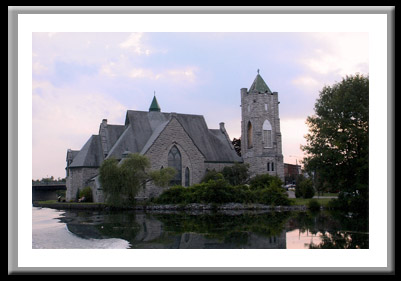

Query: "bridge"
<box><xmin>32</xmin><ymin>182</ymin><xmax>66</xmax><ymax>202</ymax></box>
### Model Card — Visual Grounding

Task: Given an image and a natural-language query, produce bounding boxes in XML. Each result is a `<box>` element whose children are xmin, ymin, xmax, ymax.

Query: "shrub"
<box><xmin>201</xmin><ymin>170</ymin><xmax>224</xmax><ymax>183</ymax></box>
<box><xmin>255</xmin><ymin>181</ymin><xmax>290</xmax><ymax>206</ymax></box>
<box><xmin>249</xmin><ymin>174</ymin><xmax>283</xmax><ymax>190</ymax></box>
<box><xmin>155</xmin><ymin>185</ymin><xmax>188</xmax><ymax>204</ymax></box>
<box><xmin>154</xmin><ymin>175</ymin><xmax>291</xmax><ymax>206</ymax></box>
<box><xmin>308</xmin><ymin>199</ymin><xmax>320</xmax><ymax>211</ymax></box>
<box><xmin>79</xmin><ymin>186</ymin><xmax>93</xmax><ymax>202</ymax></box>
<box><xmin>221</xmin><ymin>162</ymin><xmax>250</xmax><ymax>185</ymax></box>
<box><xmin>233</xmin><ymin>185</ymin><xmax>255</xmax><ymax>203</ymax></box>
<box><xmin>203</xmin><ymin>179</ymin><xmax>234</xmax><ymax>204</ymax></box>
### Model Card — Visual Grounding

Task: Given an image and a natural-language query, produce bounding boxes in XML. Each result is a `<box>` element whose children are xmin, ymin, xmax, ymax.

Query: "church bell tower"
<box><xmin>240</xmin><ymin>70</ymin><xmax>284</xmax><ymax>181</ymax></box>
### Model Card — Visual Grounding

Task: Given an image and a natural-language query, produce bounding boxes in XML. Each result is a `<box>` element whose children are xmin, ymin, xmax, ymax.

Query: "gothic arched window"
<box><xmin>247</xmin><ymin>121</ymin><xmax>253</xmax><ymax>149</ymax></box>
<box><xmin>185</xmin><ymin>167</ymin><xmax>190</xmax><ymax>187</ymax></box>
<box><xmin>168</xmin><ymin>145</ymin><xmax>182</xmax><ymax>186</ymax></box>
<box><xmin>263</xmin><ymin>120</ymin><xmax>273</xmax><ymax>148</ymax></box>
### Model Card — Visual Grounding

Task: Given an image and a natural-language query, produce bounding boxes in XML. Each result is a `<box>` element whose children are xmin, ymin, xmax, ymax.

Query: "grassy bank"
<box><xmin>34</xmin><ymin>197</ymin><xmax>336</xmax><ymax>211</ymax></box>
<box><xmin>33</xmin><ymin>200</ymin><xmax>106</xmax><ymax>210</ymax></box>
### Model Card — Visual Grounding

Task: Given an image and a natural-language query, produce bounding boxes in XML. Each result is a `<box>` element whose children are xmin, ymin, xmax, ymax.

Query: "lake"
<box><xmin>32</xmin><ymin>206</ymin><xmax>368</xmax><ymax>249</ymax></box>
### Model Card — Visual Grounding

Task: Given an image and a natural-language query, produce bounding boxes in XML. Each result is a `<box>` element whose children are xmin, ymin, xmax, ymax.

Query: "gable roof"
<box><xmin>103</xmin><ymin>124</ymin><xmax>126</xmax><ymax>152</ymax></box>
<box><xmin>70</xmin><ymin>110</ymin><xmax>242</xmax><ymax>168</ymax></box>
<box><xmin>174</xmin><ymin>113</ymin><xmax>241</xmax><ymax>162</ymax></box>
<box><xmin>115</xmin><ymin>110</ymin><xmax>241</xmax><ymax>162</ymax></box>
<box><xmin>69</xmin><ymin>135</ymin><xmax>104</xmax><ymax>168</ymax></box>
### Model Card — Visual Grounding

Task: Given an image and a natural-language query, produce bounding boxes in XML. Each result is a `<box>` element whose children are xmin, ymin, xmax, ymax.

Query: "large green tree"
<box><xmin>99</xmin><ymin>153</ymin><xmax>176</xmax><ymax>208</ymax></box>
<box><xmin>301</xmin><ymin>74</ymin><xmax>369</xmax><ymax>209</ymax></box>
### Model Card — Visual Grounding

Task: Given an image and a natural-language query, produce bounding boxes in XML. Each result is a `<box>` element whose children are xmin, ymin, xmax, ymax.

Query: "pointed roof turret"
<box><xmin>249</xmin><ymin>69</ymin><xmax>272</xmax><ymax>94</ymax></box>
<box><xmin>149</xmin><ymin>92</ymin><xmax>161</xmax><ymax>112</ymax></box>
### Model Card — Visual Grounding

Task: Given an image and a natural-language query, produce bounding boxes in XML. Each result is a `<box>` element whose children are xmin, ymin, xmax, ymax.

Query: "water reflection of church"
<box><xmin>131</xmin><ymin>213</ymin><xmax>286</xmax><ymax>249</ymax></box>
<box><xmin>61</xmin><ymin>211</ymin><xmax>287</xmax><ymax>249</ymax></box>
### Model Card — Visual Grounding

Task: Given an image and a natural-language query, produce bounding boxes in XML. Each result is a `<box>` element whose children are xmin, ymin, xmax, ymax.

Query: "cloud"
<box><xmin>32</xmin><ymin>80</ymin><xmax>127</xmax><ymax>179</ymax></box>
<box><xmin>119</xmin><ymin>32</ymin><xmax>151</xmax><ymax>55</ymax></box>
<box><xmin>32</xmin><ymin>61</ymin><xmax>48</xmax><ymax>75</ymax></box>
<box><xmin>99</xmin><ymin>58</ymin><xmax>198</xmax><ymax>84</ymax></box>
<box><xmin>166</xmin><ymin>67</ymin><xmax>197</xmax><ymax>83</ymax></box>
<box><xmin>299</xmin><ymin>33</ymin><xmax>369</xmax><ymax>77</ymax></box>
<box><xmin>291</xmin><ymin>76</ymin><xmax>320</xmax><ymax>89</ymax></box>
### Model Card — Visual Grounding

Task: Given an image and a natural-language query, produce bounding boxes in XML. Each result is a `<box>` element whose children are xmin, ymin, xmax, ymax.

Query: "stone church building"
<box><xmin>65</xmin><ymin>72</ymin><xmax>284</xmax><ymax>202</ymax></box>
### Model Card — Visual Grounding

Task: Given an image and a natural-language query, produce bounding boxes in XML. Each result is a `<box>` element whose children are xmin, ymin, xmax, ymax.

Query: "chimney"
<box><xmin>219</xmin><ymin>122</ymin><xmax>225</xmax><ymax>132</ymax></box>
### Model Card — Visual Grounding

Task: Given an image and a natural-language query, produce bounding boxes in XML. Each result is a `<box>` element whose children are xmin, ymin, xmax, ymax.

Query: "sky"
<box><xmin>32</xmin><ymin>32</ymin><xmax>369</xmax><ymax>180</ymax></box>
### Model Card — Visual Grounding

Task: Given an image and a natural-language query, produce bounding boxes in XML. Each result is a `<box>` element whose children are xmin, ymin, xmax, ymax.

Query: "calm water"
<box><xmin>32</xmin><ymin>207</ymin><xmax>368</xmax><ymax>249</ymax></box>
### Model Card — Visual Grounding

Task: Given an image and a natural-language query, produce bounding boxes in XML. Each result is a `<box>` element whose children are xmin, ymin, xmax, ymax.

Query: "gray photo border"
<box><xmin>8</xmin><ymin>6</ymin><xmax>395</xmax><ymax>275</ymax></box>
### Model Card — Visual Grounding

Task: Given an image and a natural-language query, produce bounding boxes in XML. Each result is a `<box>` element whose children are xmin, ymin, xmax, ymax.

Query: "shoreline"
<box><xmin>32</xmin><ymin>201</ymin><xmax>309</xmax><ymax>212</ymax></box>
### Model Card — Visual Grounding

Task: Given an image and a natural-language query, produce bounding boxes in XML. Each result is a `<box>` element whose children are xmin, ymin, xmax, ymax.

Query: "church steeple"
<box><xmin>149</xmin><ymin>92</ymin><xmax>161</xmax><ymax>112</ymax></box>
<box><xmin>240</xmin><ymin>69</ymin><xmax>284</xmax><ymax>181</ymax></box>
<box><xmin>249</xmin><ymin>69</ymin><xmax>272</xmax><ymax>94</ymax></box>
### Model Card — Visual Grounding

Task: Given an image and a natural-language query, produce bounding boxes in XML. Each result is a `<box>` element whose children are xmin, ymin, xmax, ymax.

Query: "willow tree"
<box><xmin>301</xmin><ymin>74</ymin><xmax>369</xmax><ymax>212</ymax></box>
<box><xmin>99</xmin><ymin>153</ymin><xmax>176</xmax><ymax>208</ymax></box>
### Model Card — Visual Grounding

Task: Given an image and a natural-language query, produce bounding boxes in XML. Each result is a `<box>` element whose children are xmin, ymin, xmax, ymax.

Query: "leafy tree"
<box><xmin>232</xmin><ymin>137</ymin><xmax>241</xmax><ymax>157</ymax></box>
<box><xmin>221</xmin><ymin>162</ymin><xmax>250</xmax><ymax>186</ymax></box>
<box><xmin>301</xmin><ymin>74</ymin><xmax>368</xmax><ymax>212</ymax></box>
<box><xmin>295</xmin><ymin>174</ymin><xmax>314</xmax><ymax>199</ymax></box>
<box><xmin>99</xmin><ymin>153</ymin><xmax>176</xmax><ymax>208</ymax></box>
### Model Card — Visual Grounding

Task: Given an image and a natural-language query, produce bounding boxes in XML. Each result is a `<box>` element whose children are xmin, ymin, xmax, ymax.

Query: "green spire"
<box><xmin>249</xmin><ymin>70</ymin><xmax>272</xmax><ymax>94</ymax></box>
<box><xmin>149</xmin><ymin>92</ymin><xmax>161</xmax><ymax>112</ymax></box>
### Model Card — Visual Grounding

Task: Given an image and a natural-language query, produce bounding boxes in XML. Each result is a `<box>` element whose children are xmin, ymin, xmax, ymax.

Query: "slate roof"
<box><xmin>102</xmin><ymin>124</ymin><xmax>125</xmax><ymax>152</ymax></box>
<box><xmin>249</xmin><ymin>73</ymin><xmax>272</xmax><ymax>94</ymax></box>
<box><xmin>66</xmin><ymin>149</ymin><xmax>80</xmax><ymax>161</ymax></box>
<box><xmin>69</xmin><ymin>135</ymin><xmax>104</xmax><ymax>167</ymax></box>
<box><xmin>69</xmin><ymin>110</ymin><xmax>242</xmax><ymax>168</ymax></box>
<box><xmin>69</xmin><ymin>124</ymin><xmax>125</xmax><ymax>168</ymax></box>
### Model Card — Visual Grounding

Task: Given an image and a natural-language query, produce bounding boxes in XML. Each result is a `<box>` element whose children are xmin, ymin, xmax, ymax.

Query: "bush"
<box><xmin>155</xmin><ymin>185</ymin><xmax>189</xmax><ymax>204</ymax></box>
<box><xmin>308</xmin><ymin>199</ymin><xmax>320</xmax><ymax>211</ymax></box>
<box><xmin>204</xmin><ymin>179</ymin><xmax>236</xmax><ymax>203</ymax></box>
<box><xmin>79</xmin><ymin>186</ymin><xmax>93</xmax><ymax>202</ymax></box>
<box><xmin>201</xmin><ymin>170</ymin><xmax>224</xmax><ymax>183</ymax></box>
<box><xmin>249</xmin><ymin>174</ymin><xmax>283</xmax><ymax>190</ymax></box>
<box><xmin>254</xmin><ymin>181</ymin><xmax>290</xmax><ymax>206</ymax></box>
<box><xmin>154</xmin><ymin>174</ymin><xmax>291</xmax><ymax>206</ymax></box>
<box><xmin>221</xmin><ymin>162</ymin><xmax>250</xmax><ymax>185</ymax></box>
<box><xmin>233</xmin><ymin>185</ymin><xmax>255</xmax><ymax>203</ymax></box>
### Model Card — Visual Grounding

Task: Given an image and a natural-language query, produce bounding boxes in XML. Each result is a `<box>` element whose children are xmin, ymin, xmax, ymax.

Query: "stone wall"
<box><xmin>141</xmin><ymin>116</ymin><xmax>206</xmax><ymax>198</ymax></box>
<box><xmin>240</xmin><ymin>88</ymin><xmax>284</xmax><ymax>181</ymax></box>
<box><xmin>66</xmin><ymin>167</ymin><xmax>99</xmax><ymax>202</ymax></box>
<box><xmin>204</xmin><ymin>162</ymin><xmax>235</xmax><ymax>173</ymax></box>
